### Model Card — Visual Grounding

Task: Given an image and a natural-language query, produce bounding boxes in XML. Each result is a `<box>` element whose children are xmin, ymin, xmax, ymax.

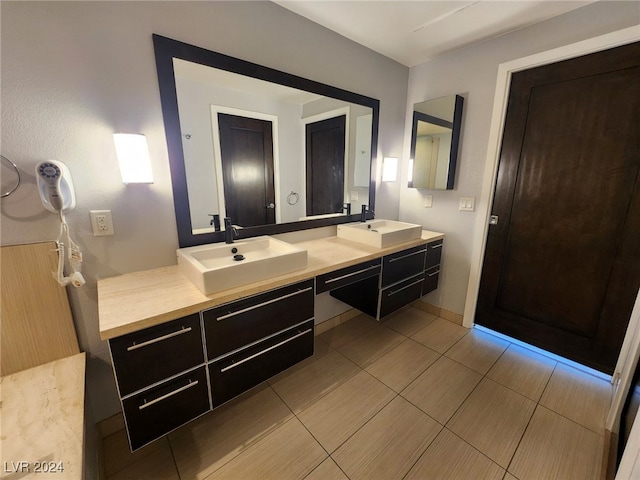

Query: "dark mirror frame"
<box><xmin>153</xmin><ymin>34</ymin><xmax>379</xmax><ymax>248</ymax></box>
<box><xmin>408</xmin><ymin>94</ymin><xmax>463</xmax><ymax>190</ymax></box>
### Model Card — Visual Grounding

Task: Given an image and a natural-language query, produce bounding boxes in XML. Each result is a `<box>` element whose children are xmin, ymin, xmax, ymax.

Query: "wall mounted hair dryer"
<box><xmin>35</xmin><ymin>160</ymin><xmax>85</xmax><ymax>288</ymax></box>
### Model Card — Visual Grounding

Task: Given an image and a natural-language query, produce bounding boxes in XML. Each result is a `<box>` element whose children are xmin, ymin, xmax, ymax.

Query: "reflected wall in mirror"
<box><xmin>408</xmin><ymin>94</ymin><xmax>463</xmax><ymax>190</ymax></box>
<box><xmin>153</xmin><ymin>35</ymin><xmax>379</xmax><ymax>247</ymax></box>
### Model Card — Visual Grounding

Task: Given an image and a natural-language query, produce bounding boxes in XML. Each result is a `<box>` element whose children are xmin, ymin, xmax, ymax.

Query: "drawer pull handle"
<box><xmin>430</xmin><ymin>243</ymin><xmax>443</xmax><ymax>249</ymax></box>
<box><xmin>138</xmin><ymin>380</ymin><xmax>199</xmax><ymax>410</ymax></box>
<box><xmin>324</xmin><ymin>265</ymin><xmax>379</xmax><ymax>284</ymax></box>
<box><xmin>127</xmin><ymin>326</ymin><xmax>192</xmax><ymax>351</ymax></box>
<box><xmin>388</xmin><ymin>249</ymin><xmax>427</xmax><ymax>263</ymax></box>
<box><xmin>216</xmin><ymin>287</ymin><xmax>313</xmax><ymax>321</ymax></box>
<box><xmin>220</xmin><ymin>328</ymin><xmax>313</xmax><ymax>372</ymax></box>
<box><xmin>427</xmin><ymin>270</ymin><xmax>440</xmax><ymax>277</ymax></box>
<box><xmin>388</xmin><ymin>278</ymin><xmax>424</xmax><ymax>297</ymax></box>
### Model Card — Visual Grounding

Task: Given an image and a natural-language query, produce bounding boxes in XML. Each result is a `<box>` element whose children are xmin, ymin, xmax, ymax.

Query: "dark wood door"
<box><xmin>306</xmin><ymin>115</ymin><xmax>346</xmax><ymax>216</ymax></box>
<box><xmin>477</xmin><ymin>42</ymin><xmax>640</xmax><ymax>374</ymax></box>
<box><xmin>218</xmin><ymin>113</ymin><xmax>276</xmax><ymax>227</ymax></box>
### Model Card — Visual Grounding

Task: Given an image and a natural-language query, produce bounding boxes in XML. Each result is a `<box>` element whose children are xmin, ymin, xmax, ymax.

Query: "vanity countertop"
<box><xmin>0</xmin><ymin>353</ymin><xmax>86</xmax><ymax>480</ymax></box>
<box><xmin>98</xmin><ymin>231</ymin><xmax>444</xmax><ymax>340</ymax></box>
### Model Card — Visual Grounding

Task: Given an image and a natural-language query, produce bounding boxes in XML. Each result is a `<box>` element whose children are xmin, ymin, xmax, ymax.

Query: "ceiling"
<box><xmin>273</xmin><ymin>1</ymin><xmax>594</xmax><ymax>67</ymax></box>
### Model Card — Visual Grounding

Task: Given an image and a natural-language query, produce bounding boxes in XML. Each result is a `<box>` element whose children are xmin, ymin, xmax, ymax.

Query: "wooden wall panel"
<box><xmin>1</xmin><ymin>242</ymin><xmax>80</xmax><ymax>376</ymax></box>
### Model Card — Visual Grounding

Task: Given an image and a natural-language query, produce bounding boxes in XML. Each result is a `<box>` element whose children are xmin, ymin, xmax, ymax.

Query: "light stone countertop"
<box><xmin>0</xmin><ymin>353</ymin><xmax>86</xmax><ymax>480</ymax></box>
<box><xmin>98</xmin><ymin>231</ymin><xmax>444</xmax><ymax>340</ymax></box>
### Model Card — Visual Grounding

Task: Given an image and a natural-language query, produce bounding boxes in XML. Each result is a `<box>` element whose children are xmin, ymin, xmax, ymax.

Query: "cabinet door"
<box><xmin>316</xmin><ymin>259</ymin><xmax>381</xmax><ymax>293</ymax></box>
<box><xmin>425</xmin><ymin>239</ymin><xmax>443</xmax><ymax>269</ymax></box>
<box><xmin>380</xmin><ymin>273</ymin><xmax>425</xmax><ymax>318</ymax></box>
<box><xmin>203</xmin><ymin>280</ymin><xmax>313</xmax><ymax>360</ymax></box>
<box><xmin>110</xmin><ymin>313</ymin><xmax>204</xmax><ymax>396</ymax></box>
<box><xmin>209</xmin><ymin>320</ymin><xmax>314</xmax><ymax>407</ymax></box>
<box><xmin>382</xmin><ymin>245</ymin><xmax>427</xmax><ymax>288</ymax></box>
<box><xmin>122</xmin><ymin>366</ymin><xmax>210</xmax><ymax>451</ymax></box>
<box><xmin>423</xmin><ymin>265</ymin><xmax>440</xmax><ymax>295</ymax></box>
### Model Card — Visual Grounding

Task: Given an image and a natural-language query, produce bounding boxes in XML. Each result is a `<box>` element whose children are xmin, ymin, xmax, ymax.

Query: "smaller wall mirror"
<box><xmin>408</xmin><ymin>94</ymin><xmax>463</xmax><ymax>190</ymax></box>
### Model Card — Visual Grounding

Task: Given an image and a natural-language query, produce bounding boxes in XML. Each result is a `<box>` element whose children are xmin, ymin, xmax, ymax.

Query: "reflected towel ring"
<box><xmin>287</xmin><ymin>191</ymin><xmax>299</xmax><ymax>205</ymax></box>
<box><xmin>1</xmin><ymin>155</ymin><xmax>21</xmax><ymax>198</ymax></box>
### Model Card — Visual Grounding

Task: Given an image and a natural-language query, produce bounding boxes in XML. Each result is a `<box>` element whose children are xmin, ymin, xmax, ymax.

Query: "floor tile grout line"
<box><xmin>266</xmin><ymin>383</ymin><xmax>336</xmax><ymax>479</ymax></box>
<box><xmin>446</xmin><ymin>426</ymin><xmax>512</xmax><ymax>475</ymax></box>
<box><xmin>502</xmin><ymin>399</ymin><xmax>543</xmax><ymax>476</ymax></box>
<box><xmin>165</xmin><ymin>434</ymin><xmax>183</xmax><ymax>480</ymax></box>
<box><xmin>396</xmin><ymin>422</ymin><xmax>447</xmax><ymax>480</ymax></box>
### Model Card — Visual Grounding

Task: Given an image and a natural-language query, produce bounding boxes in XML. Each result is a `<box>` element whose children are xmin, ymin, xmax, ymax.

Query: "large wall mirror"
<box><xmin>153</xmin><ymin>35</ymin><xmax>379</xmax><ymax>247</ymax></box>
<box><xmin>408</xmin><ymin>94</ymin><xmax>463</xmax><ymax>190</ymax></box>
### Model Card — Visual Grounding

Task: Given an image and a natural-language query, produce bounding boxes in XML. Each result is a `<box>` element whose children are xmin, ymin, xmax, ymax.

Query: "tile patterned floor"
<box><xmin>103</xmin><ymin>307</ymin><xmax>613</xmax><ymax>480</ymax></box>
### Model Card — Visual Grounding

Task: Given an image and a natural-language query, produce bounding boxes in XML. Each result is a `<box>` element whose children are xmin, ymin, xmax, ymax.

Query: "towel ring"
<box><xmin>287</xmin><ymin>191</ymin><xmax>299</xmax><ymax>205</ymax></box>
<box><xmin>1</xmin><ymin>155</ymin><xmax>21</xmax><ymax>198</ymax></box>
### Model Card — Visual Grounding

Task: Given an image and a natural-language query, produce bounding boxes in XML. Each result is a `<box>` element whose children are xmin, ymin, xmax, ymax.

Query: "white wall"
<box><xmin>0</xmin><ymin>1</ymin><xmax>408</xmax><ymax>425</ymax></box>
<box><xmin>400</xmin><ymin>1</ymin><xmax>639</xmax><ymax>316</ymax></box>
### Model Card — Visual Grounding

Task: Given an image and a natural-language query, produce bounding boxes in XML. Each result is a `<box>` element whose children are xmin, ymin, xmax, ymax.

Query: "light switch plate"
<box><xmin>459</xmin><ymin>197</ymin><xmax>475</xmax><ymax>212</ymax></box>
<box><xmin>424</xmin><ymin>194</ymin><xmax>433</xmax><ymax>208</ymax></box>
<box><xmin>90</xmin><ymin>210</ymin><xmax>115</xmax><ymax>236</ymax></box>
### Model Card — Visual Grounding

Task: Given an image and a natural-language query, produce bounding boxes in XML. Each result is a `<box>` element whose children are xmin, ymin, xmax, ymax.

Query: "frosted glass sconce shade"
<box><xmin>114</xmin><ymin>133</ymin><xmax>154</xmax><ymax>184</ymax></box>
<box><xmin>382</xmin><ymin>157</ymin><xmax>398</xmax><ymax>182</ymax></box>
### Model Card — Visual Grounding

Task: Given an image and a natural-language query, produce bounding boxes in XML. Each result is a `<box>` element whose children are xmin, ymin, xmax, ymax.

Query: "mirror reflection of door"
<box><xmin>217</xmin><ymin>113</ymin><xmax>276</xmax><ymax>227</ymax></box>
<box><xmin>412</xmin><ymin>115</ymin><xmax>453</xmax><ymax>189</ymax></box>
<box><xmin>305</xmin><ymin>115</ymin><xmax>346</xmax><ymax>216</ymax></box>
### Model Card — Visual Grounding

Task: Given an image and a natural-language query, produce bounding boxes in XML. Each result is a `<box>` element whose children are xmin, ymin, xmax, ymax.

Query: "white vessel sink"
<box><xmin>177</xmin><ymin>236</ymin><xmax>307</xmax><ymax>295</ymax></box>
<box><xmin>337</xmin><ymin>220</ymin><xmax>423</xmax><ymax>248</ymax></box>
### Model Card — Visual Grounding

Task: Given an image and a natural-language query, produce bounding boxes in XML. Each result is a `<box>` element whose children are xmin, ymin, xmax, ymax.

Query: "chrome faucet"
<box><xmin>224</xmin><ymin>217</ymin><xmax>239</xmax><ymax>244</ymax></box>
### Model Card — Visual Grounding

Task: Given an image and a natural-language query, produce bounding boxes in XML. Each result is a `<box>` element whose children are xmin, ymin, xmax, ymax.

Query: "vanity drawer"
<box><xmin>316</xmin><ymin>258</ymin><xmax>381</xmax><ymax>293</ymax></box>
<box><xmin>425</xmin><ymin>239</ymin><xmax>443</xmax><ymax>269</ymax></box>
<box><xmin>209</xmin><ymin>320</ymin><xmax>314</xmax><ymax>407</ymax></box>
<box><xmin>423</xmin><ymin>265</ymin><xmax>440</xmax><ymax>295</ymax></box>
<box><xmin>203</xmin><ymin>279</ymin><xmax>314</xmax><ymax>360</ymax></box>
<box><xmin>122</xmin><ymin>366</ymin><xmax>210</xmax><ymax>451</ymax></box>
<box><xmin>382</xmin><ymin>245</ymin><xmax>427</xmax><ymax>288</ymax></box>
<box><xmin>380</xmin><ymin>272</ymin><xmax>425</xmax><ymax>318</ymax></box>
<box><xmin>110</xmin><ymin>313</ymin><xmax>204</xmax><ymax>397</ymax></box>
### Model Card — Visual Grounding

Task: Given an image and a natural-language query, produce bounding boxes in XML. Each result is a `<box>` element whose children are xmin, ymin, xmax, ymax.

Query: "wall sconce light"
<box><xmin>382</xmin><ymin>157</ymin><xmax>398</xmax><ymax>182</ymax></box>
<box><xmin>113</xmin><ymin>133</ymin><xmax>154</xmax><ymax>184</ymax></box>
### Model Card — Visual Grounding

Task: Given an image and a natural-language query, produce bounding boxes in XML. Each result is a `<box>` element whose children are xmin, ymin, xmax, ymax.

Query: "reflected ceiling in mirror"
<box><xmin>408</xmin><ymin>94</ymin><xmax>463</xmax><ymax>190</ymax></box>
<box><xmin>153</xmin><ymin>35</ymin><xmax>379</xmax><ymax>247</ymax></box>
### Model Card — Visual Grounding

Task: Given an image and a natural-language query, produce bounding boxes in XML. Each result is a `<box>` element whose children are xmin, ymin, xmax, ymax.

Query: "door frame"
<box><xmin>463</xmin><ymin>26</ymin><xmax>640</xmax><ymax>330</ymax></box>
<box><xmin>302</xmin><ymin>107</ymin><xmax>351</xmax><ymax>213</ymax></box>
<box><xmin>210</xmin><ymin>106</ymin><xmax>281</xmax><ymax>223</ymax></box>
<box><xmin>463</xmin><ymin>27</ymin><xmax>640</xmax><ymax>472</ymax></box>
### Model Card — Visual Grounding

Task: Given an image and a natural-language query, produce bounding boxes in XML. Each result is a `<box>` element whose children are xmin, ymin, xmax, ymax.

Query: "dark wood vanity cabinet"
<box><xmin>330</xmin><ymin>241</ymin><xmax>442</xmax><ymax>320</ymax></box>
<box><xmin>109</xmin><ymin>313</ymin><xmax>204</xmax><ymax>397</ymax></box>
<box><xmin>109</xmin><ymin>279</ymin><xmax>314</xmax><ymax>451</ymax></box>
<box><xmin>203</xmin><ymin>280</ymin><xmax>314</xmax><ymax>359</ymax></box>
<box><xmin>121</xmin><ymin>366</ymin><xmax>210</xmax><ymax>450</ymax></box>
<box><xmin>203</xmin><ymin>280</ymin><xmax>315</xmax><ymax>407</ymax></box>
<box><xmin>109</xmin><ymin>313</ymin><xmax>210</xmax><ymax>450</ymax></box>
<box><xmin>209</xmin><ymin>319</ymin><xmax>314</xmax><ymax>406</ymax></box>
<box><xmin>423</xmin><ymin>239</ymin><xmax>443</xmax><ymax>295</ymax></box>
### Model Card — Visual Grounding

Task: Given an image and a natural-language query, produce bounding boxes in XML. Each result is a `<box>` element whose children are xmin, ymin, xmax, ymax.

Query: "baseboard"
<box><xmin>602</xmin><ymin>428</ymin><xmax>618</xmax><ymax>480</ymax></box>
<box><xmin>97</xmin><ymin>412</ymin><xmax>125</xmax><ymax>439</ymax></box>
<box><xmin>315</xmin><ymin>308</ymin><xmax>362</xmax><ymax>335</ymax></box>
<box><xmin>412</xmin><ymin>301</ymin><xmax>463</xmax><ymax>325</ymax></box>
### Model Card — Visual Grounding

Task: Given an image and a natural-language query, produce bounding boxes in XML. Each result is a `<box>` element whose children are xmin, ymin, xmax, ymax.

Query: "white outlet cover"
<box><xmin>424</xmin><ymin>194</ymin><xmax>433</xmax><ymax>208</ymax></box>
<box><xmin>90</xmin><ymin>210</ymin><xmax>115</xmax><ymax>236</ymax></box>
<box><xmin>459</xmin><ymin>197</ymin><xmax>475</xmax><ymax>212</ymax></box>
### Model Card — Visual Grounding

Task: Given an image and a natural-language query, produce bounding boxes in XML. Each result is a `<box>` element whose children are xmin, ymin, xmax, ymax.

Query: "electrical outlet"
<box><xmin>90</xmin><ymin>210</ymin><xmax>114</xmax><ymax>236</ymax></box>
<box><xmin>423</xmin><ymin>194</ymin><xmax>433</xmax><ymax>208</ymax></box>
